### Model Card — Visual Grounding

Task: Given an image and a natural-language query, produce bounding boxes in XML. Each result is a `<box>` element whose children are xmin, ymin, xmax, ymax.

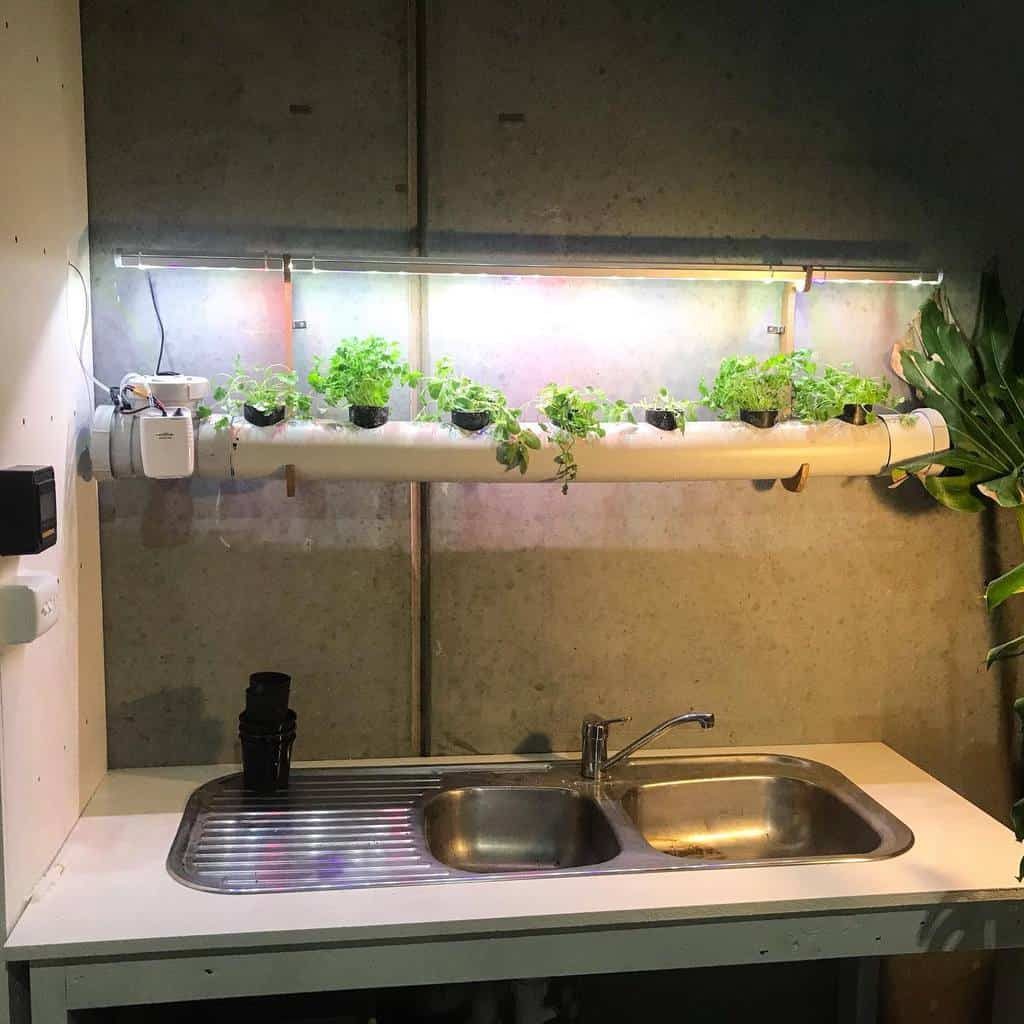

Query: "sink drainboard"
<box><xmin>168</xmin><ymin>769</ymin><xmax>454</xmax><ymax>893</ymax></box>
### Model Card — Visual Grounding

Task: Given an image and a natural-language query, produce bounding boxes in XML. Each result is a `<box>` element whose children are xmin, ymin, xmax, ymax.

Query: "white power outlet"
<box><xmin>0</xmin><ymin>573</ymin><xmax>59</xmax><ymax>645</ymax></box>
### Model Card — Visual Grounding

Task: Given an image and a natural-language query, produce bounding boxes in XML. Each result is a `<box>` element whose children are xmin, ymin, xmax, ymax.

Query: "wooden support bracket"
<box><xmin>283</xmin><ymin>252</ymin><xmax>296</xmax><ymax>498</ymax></box>
<box><xmin>781</xmin><ymin>462</ymin><xmax>810</xmax><ymax>493</ymax></box>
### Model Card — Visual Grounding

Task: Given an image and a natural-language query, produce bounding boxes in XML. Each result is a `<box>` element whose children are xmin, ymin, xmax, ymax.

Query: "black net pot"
<box><xmin>451</xmin><ymin>410</ymin><xmax>492</xmax><ymax>431</ymax></box>
<box><xmin>839</xmin><ymin>403</ymin><xmax>873</xmax><ymax>426</ymax></box>
<box><xmin>239</xmin><ymin>709</ymin><xmax>297</xmax><ymax>793</ymax></box>
<box><xmin>243</xmin><ymin>404</ymin><xmax>286</xmax><ymax>427</ymax></box>
<box><xmin>739</xmin><ymin>409</ymin><xmax>779</xmax><ymax>428</ymax></box>
<box><xmin>244</xmin><ymin>671</ymin><xmax>292</xmax><ymax>726</ymax></box>
<box><xmin>644</xmin><ymin>409</ymin><xmax>677</xmax><ymax>431</ymax></box>
<box><xmin>349</xmin><ymin>405</ymin><xmax>390</xmax><ymax>428</ymax></box>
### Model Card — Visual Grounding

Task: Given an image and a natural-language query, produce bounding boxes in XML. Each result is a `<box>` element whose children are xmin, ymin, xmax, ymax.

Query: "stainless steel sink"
<box><xmin>424</xmin><ymin>787</ymin><xmax>620</xmax><ymax>872</ymax></box>
<box><xmin>619</xmin><ymin>776</ymin><xmax>883</xmax><ymax>862</ymax></box>
<box><xmin>168</xmin><ymin>754</ymin><xmax>913</xmax><ymax>893</ymax></box>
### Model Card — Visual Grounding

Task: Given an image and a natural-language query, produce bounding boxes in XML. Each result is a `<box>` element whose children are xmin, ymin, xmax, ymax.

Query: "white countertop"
<box><xmin>5</xmin><ymin>743</ymin><xmax>1023</xmax><ymax>961</ymax></box>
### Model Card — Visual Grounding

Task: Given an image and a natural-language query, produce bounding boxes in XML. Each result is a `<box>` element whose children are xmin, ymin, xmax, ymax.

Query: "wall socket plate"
<box><xmin>0</xmin><ymin>573</ymin><xmax>59</xmax><ymax>645</ymax></box>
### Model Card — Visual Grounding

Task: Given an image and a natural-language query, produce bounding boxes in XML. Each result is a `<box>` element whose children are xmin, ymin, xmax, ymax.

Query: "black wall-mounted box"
<box><xmin>0</xmin><ymin>466</ymin><xmax>57</xmax><ymax>556</ymax></box>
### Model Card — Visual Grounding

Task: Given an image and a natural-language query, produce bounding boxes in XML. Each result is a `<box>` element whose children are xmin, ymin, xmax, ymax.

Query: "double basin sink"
<box><xmin>168</xmin><ymin>754</ymin><xmax>913</xmax><ymax>893</ymax></box>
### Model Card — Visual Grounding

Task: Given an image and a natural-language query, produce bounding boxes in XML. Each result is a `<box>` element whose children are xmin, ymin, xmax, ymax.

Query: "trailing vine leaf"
<box><xmin>536</xmin><ymin>384</ymin><xmax>621</xmax><ymax>494</ymax></box>
<box><xmin>418</xmin><ymin>358</ymin><xmax>539</xmax><ymax>474</ymax></box>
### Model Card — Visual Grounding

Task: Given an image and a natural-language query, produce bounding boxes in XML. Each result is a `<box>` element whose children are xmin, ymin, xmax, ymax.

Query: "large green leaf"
<box><xmin>970</xmin><ymin>268</ymin><xmax>1024</xmax><ymax>435</ymax></box>
<box><xmin>973</xmin><ymin>266</ymin><xmax>1011</xmax><ymax>343</ymax></box>
<box><xmin>929</xmin><ymin>320</ymin><xmax>982</xmax><ymax>390</ymax></box>
<box><xmin>986</xmin><ymin>633</ymin><xmax>1024</xmax><ymax>667</ymax></box>
<box><xmin>977</xmin><ymin>469</ymin><xmax>1024</xmax><ymax>508</ymax></box>
<box><xmin>893</xmin><ymin>449</ymin><xmax>1004</xmax><ymax>476</ymax></box>
<box><xmin>925</xmin><ymin>322</ymin><xmax>1024</xmax><ymax>463</ymax></box>
<box><xmin>1013</xmin><ymin>310</ymin><xmax>1024</xmax><ymax>381</ymax></box>
<box><xmin>923</xmin><ymin>465</ymin><xmax>993</xmax><ymax>512</ymax></box>
<box><xmin>986</xmin><ymin>562</ymin><xmax>1024</xmax><ymax>611</ymax></box>
<box><xmin>913</xmin><ymin>288</ymin><xmax>1024</xmax><ymax>460</ymax></box>
<box><xmin>901</xmin><ymin>350</ymin><xmax>1015</xmax><ymax>469</ymax></box>
<box><xmin>918</xmin><ymin>298</ymin><xmax>948</xmax><ymax>358</ymax></box>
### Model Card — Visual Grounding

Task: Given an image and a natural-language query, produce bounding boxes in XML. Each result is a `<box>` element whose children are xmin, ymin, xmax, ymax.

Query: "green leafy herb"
<box><xmin>792</xmin><ymin>364</ymin><xmax>893</xmax><ymax>422</ymax></box>
<box><xmin>308</xmin><ymin>335</ymin><xmax>419</xmax><ymax>409</ymax></box>
<box><xmin>699</xmin><ymin>350</ymin><xmax>815</xmax><ymax>418</ymax></box>
<box><xmin>418</xmin><ymin>358</ymin><xmax>540</xmax><ymax>474</ymax></box>
<box><xmin>200</xmin><ymin>357</ymin><xmax>312</xmax><ymax>430</ymax></box>
<box><xmin>537</xmin><ymin>384</ymin><xmax>629</xmax><ymax>494</ymax></box>
<box><xmin>640</xmin><ymin>387</ymin><xmax>698</xmax><ymax>433</ymax></box>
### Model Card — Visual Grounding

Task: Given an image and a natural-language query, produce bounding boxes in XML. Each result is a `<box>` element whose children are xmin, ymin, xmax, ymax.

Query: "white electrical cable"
<box><xmin>67</xmin><ymin>262</ymin><xmax>111</xmax><ymax>398</ymax></box>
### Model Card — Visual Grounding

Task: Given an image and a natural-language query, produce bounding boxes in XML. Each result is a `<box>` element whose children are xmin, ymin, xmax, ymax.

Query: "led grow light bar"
<box><xmin>288</xmin><ymin>255</ymin><xmax>811</xmax><ymax>283</ymax></box>
<box><xmin>114</xmin><ymin>250</ymin><xmax>942</xmax><ymax>287</ymax></box>
<box><xmin>116</xmin><ymin>252</ymin><xmax>286</xmax><ymax>272</ymax></box>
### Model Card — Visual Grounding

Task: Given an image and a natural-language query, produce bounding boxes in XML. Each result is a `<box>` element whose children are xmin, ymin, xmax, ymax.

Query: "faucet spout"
<box><xmin>580</xmin><ymin>711</ymin><xmax>715</xmax><ymax>781</ymax></box>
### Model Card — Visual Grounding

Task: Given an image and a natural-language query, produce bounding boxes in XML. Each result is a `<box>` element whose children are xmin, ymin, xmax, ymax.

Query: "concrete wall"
<box><xmin>80</xmin><ymin>4</ymin><xmax>1023</xmax><ymax>1017</ymax></box>
<box><xmin>79</xmin><ymin>2</ymin><xmax>1024</xmax><ymax>1024</ymax></box>
<box><xmin>0</xmin><ymin>0</ymin><xmax>106</xmax><ymax>936</ymax></box>
<box><xmin>83</xmin><ymin>0</ymin><xmax>1023</xmax><ymax>799</ymax></box>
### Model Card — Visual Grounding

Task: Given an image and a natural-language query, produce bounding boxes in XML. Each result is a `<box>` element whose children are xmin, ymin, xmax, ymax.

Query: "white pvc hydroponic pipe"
<box><xmin>189</xmin><ymin>410</ymin><xmax>948</xmax><ymax>483</ymax></box>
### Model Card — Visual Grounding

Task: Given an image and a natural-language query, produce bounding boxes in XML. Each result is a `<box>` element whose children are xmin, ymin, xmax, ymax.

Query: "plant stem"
<box><xmin>1015</xmin><ymin>505</ymin><xmax>1024</xmax><ymax>549</ymax></box>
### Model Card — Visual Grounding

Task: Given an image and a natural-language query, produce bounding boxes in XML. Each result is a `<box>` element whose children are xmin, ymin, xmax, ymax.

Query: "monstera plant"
<box><xmin>892</xmin><ymin>268</ymin><xmax>1024</xmax><ymax>876</ymax></box>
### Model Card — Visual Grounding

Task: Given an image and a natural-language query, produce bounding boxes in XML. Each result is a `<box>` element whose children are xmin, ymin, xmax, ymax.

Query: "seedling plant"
<box><xmin>640</xmin><ymin>388</ymin><xmax>698</xmax><ymax>432</ymax></box>
<box><xmin>199</xmin><ymin>357</ymin><xmax>311</xmax><ymax>430</ymax></box>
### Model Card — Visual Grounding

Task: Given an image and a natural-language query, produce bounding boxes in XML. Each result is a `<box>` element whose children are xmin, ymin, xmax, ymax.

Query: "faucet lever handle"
<box><xmin>581</xmin><ymin>714</ymin><xmax>630</xmax><ymax>743</ymax></box>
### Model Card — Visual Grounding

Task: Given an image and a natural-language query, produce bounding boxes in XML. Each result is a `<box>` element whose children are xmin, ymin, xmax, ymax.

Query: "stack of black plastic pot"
<box><xmin>239</xmin><ymin>672</ymin><xmax>297</xmax><ymax>792</ymax></box>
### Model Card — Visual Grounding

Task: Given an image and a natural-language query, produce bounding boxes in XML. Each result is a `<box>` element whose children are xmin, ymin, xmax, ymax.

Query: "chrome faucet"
<box><xmin>580</xmin><ymin>711</ymin><xmax>716</xmax><ymax>780</ymax></box>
